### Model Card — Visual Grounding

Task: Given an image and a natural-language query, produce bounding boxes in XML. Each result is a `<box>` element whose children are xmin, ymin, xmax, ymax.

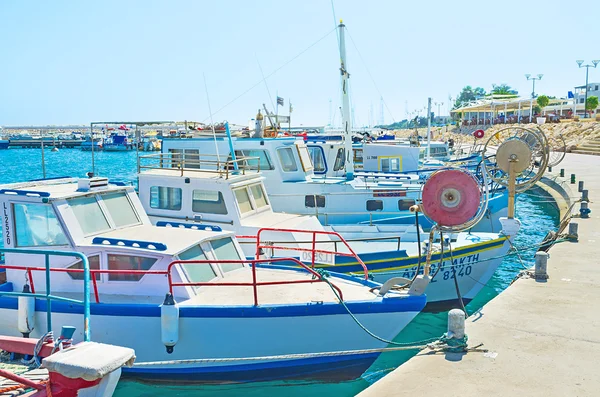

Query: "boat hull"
<box><xmin>0</xmin><ymin>293</ymin><xmax>424</xmax><ymax>384</ymax></box>
<box><xmin>246</xmin><ymin>237</ymin><xmax>509</xmax><ymax>312</ymax></box>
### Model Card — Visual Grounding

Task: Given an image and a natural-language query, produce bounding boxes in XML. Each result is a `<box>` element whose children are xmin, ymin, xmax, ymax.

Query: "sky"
<box><xmin>1</xmin><ymin>0</ymin><xmax>599</xmax><ymax>127</ymax></box>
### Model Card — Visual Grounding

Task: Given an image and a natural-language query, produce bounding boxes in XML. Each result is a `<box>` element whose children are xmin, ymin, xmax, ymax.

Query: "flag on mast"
<box><xmin>277</xmin><ymin>96</ymin><xmax>284</xmax><ymax>106</ymax></box>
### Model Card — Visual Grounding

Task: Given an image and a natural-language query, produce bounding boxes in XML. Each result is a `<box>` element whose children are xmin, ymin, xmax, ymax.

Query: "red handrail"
<box><xmin>244</xmin><ymin>228</ymin><xmax>369</xmax><ymax>280</ymax></box>
<box><xmin>0</xmin><ymin>257</ymin><xmax>344</xmax><ymax>307</ymax></box>
<box><xmin>167</xmin><ymin>257</ymin><xmax>343</xmax><ymax>306</ymax></box>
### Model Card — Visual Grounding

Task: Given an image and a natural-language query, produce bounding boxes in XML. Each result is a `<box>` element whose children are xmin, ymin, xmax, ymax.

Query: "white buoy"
<box><xmin>18</xmin><ymin>285</ymin><xmax>36</xmax><ymax>336</ymax></box>
<box><xmin>447</xmin><ymin>309</ymin><xmax>465</xmax><ymax>339</ymax></box>
<box><xmin>160</xmin><ymin>293</ymin><xmax>179</xmax><ymax>354</ymax></box>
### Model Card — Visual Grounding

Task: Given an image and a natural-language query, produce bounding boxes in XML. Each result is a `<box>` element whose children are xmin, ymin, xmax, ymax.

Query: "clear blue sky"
<box><xmin>1</xmin><ymin>0</ymin><xmax>598</xmax><ymax>127</ymax></box>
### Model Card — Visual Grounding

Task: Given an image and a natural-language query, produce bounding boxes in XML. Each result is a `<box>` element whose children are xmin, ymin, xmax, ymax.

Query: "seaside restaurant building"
<box><xmin>451</xmin><ymin>96</ymin><xmax>588</xmax><ymax>126</ymax></box>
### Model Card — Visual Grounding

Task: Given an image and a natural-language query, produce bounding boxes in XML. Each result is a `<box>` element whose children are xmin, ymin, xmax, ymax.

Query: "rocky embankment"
<box><xmin>393</xmin><ymin>121</ymin><xmax>600</xmax><ymax>152</ymax></box>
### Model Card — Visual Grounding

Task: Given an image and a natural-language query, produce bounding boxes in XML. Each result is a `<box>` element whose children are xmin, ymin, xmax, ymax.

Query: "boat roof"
<box><xmin>140</xmin><ymin>168</ymin><xmax>263</xmax><ymax>184</ymax></box>
<box><xmin>0</xmin><ymin>178</ymin><xmax>132</xmax><ymax>200</ymax></box>
<box><xmin>80</xmin><ymin>224</ymin><xmax>235</xmax><ymax>255</ymax></box>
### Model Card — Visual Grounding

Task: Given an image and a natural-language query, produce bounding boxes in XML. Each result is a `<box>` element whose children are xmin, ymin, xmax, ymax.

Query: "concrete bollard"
<box><xmin>568</xmin><ymin>222</ymin><xmax>579</xmax><ymax>242</ymax></box>
<box><xmin>582</xmin><ymin>189</ymin><xmax>589</xmax><ymax>202</ymax></box>
<box><xmin>534</xmin><ymin>251</ymin><xmax>549</xmax><ymax>280</ymax></box>
<box><xmin>571</xmin><ymin>174</ymin><xmax>576</xmax><ymax>184</ymax></box>
<box><xmin>580</xmin><ymin>202</ymin><xmax>591</xmax><ymax>219</ymax></box>
<box><xmin>447</xmin><ymin>309</ymin><xmax>466</xmax><ymax>339</ymax></box>
<box><xmin>578</xmin><ymin>181</ymin><xmax>584</xmax><ymax>192</ymax></box>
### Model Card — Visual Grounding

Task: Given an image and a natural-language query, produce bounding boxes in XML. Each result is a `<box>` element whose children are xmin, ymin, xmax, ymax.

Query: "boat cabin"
<box><xmin>305</xmin><ymin>140</ymin><xmax>420</xmax><ymax>177</ymax></box>
<box><xmin>0</xmin><ymin>178</ymin><xmax>248</xmax><ymax>302</ymax></box>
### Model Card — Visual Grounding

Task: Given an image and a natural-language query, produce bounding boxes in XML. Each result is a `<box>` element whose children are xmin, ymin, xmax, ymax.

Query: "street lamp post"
<box><xmin>576</xmin><ymin>60</ymin><xmax>599</xmax><ymax>118</ymax></box>
<box><xmin>525</xmin><ymin>73</ymin><xmax>543</xmax><ymax>123</ymax></box>
<box><xmin>434</xmin><ymin>101</ymin><xmax>444</xmax><ymax>123</ymax></box>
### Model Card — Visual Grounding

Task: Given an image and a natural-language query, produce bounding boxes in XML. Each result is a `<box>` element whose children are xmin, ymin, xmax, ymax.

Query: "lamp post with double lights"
<box><xmin>525</xmin><ymin>74</ymin><xmax>543</xmax><ymax>122</ymax></box>
<box><xmin>576</xmin><ymin>60</ymin><xmax>599</xmax><ymax>118</ymax></box>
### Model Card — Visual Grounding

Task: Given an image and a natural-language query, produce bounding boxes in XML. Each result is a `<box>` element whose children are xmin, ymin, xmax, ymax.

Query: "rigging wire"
<box><xmin>256</xmin><ymin>56</ymin><xmax>277</xmax><ymax>117</ymax></box>
<box><xmin>201</xmin><ymin>27</ymin><xmax>337</xmax><ymax>123</ymax></box>
<box><xmin>345</xmin><ymin>29</ymin><xmax>396</xmax><ymax>124</ymax></box>
<box><xmin>203</xmin><ymin>73</ymin><xmax>220</xmax><ymax>160</ymax></box>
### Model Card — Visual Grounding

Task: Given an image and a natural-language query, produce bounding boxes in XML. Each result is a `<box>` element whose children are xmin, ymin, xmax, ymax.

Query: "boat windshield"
<box><xmin>178</xmin><ymin>244</ymin><xmax>217</xmax><ymax>284</ymax></box>
<box><xmin>68</xmin><ymin>191</ymin><xmax>141</xmax><ymax>236</ymax></box>
<box><xmin>210</xmin><ymin>237</ymin><xmax>243</xmax><ymax>273</ymax></box>
<box><xmin>13</xmin><ymin>203</ymin><xmax>69</xmax><ymax>247</ymax></box>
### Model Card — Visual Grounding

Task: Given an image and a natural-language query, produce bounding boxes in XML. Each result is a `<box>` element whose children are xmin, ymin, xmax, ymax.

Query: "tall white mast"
<box><xmin>338</xmin><ymin>20</ymin><xmax>353</xmax><ymax>180</ymax></box>
<box><xmin>426</xmin><ymin>97</ymin><xmax>432</xmax><ymax>160</ymax></box>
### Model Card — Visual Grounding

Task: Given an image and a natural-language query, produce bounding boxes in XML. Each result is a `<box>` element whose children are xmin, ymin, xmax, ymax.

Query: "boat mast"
<box><xmin>426</xmin><ymin>97</ymin><xmax>432</xmax><ymax>160</ymax></box>
<box><xmin>338</xmin><ymin>20</ymin><xmax>354</xmax><ymax>180</ymax></box>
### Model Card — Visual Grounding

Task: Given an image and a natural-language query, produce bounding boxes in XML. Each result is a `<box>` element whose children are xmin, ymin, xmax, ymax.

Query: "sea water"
<box><xmin>0</xmin><ymin>148</ymin><xmax>559</xmax><ymax>396</ymax></box>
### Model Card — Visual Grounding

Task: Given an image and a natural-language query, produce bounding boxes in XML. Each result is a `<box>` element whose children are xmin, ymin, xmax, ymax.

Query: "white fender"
<box><xmin>160</xmin><ymin>293</ymin><xmax>179</xmax><ymax>354</ymax></box>
<box><xmin>18</xmin><ymin>285</ymin><xmax>35</xmax><ymax>335</ymax></box>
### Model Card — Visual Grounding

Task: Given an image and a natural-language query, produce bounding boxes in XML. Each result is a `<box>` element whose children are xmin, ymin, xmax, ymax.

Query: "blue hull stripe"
<box><xmin>0</xmin><ymin>287</ymin><xmax>425</xmax><ymax>318</ymax></box>
<box><xmin>124</xmin><ymin>352</ymin><xmax>379</xmax><ymax>384</ymax></box>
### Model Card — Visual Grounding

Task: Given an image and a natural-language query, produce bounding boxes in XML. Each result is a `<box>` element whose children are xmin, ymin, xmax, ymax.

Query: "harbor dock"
<box><xmin>358</xmin><ymin>152</ymin><xmax>599</xmax><ymax>396</ymax></box>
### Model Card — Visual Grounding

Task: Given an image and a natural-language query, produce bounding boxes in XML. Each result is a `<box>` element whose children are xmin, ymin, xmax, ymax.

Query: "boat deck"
<box><xmin>180</xmin><ymin>267</ymin><xmax>379</xmax><ymax>306</ymax></box>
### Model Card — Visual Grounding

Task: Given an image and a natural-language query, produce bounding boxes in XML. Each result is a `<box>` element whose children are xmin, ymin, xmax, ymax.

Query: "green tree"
<box><xmin>453</xmin><ymin>86</ymin><xmax>486</xmax><ymax>109</ymax></box>
<box><xmin>586</xmin><ymin>96</ymin><xmax>599</xmax><ymax>117</ymax></box>
<box><xmin>536</xmin><ymin>95</ymin><xmax>550</xmax><ymax>114</ymax></box>
<box><xmin>491</xmin><ymin>83</ymin><xmax>518</xmax><ymax>96</ymax></box>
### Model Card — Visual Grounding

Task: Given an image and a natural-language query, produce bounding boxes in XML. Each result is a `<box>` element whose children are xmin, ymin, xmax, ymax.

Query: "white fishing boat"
<box><xmin>137</xmin><ymin>154</ymin><xmax>518</xmax><ymax>311</ymax></box>
<box><xmin>0</xmin><ymin>177</ymin><xmax>427</xmax><ymax>383</ymax></box>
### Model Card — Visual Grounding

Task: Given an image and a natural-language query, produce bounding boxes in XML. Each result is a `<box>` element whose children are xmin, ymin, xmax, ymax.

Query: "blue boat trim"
<box><xmin>124</xmin><ymin>352</ymin><xmax>379</xmax><ymax>384</ymax></box>
<box><xmin>0</xmin><ymin>189</ymin><xmax>51</xmax><ymax>198</ymax></box>
<box><xmin>156</xmin><ymin>221</ymin><xmax>222</xmax><ymax>232</ymax></box>
<box><xmin>0</xmin><ymin>289</ymin><xmax>425</xmax><ymax>318</ymax></box>
<box><xmin>91</xmin><ymin>237</ymin><xmax>167</xmax><ymax>251</ymax></box>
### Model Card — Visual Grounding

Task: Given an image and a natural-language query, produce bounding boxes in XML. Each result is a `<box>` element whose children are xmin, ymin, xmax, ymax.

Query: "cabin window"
<box><xmin>150</xmin><ymin>186</ymin><xmax>182</xmax><ymax>211</ymax></box>
<box><xmin>398</xmin><ymin>199</ymin><xmax>416</xmax><ymax>211</ymax></box>
<box><xmin>307</xmin><ymin>146</ymin><xmax>326</xmax><ymax>173</ymax></box>
<box><xmin>381</xmin><ymin>157</ymin><xmax>401</xmax><ymax>172</ymax></box>
<box><xmin>183</xmin><ymin>149</ymin><xmax>200</xmax><ymax>169</ymax></box>
<box><xmin>192</xmin><ymin>190</ymin><xmax>228</xmax><ymax>215</ymax></box>
<box><xmin>100</xmin><ymin>192</ymin><xmax>139</xmax><ymax>228</ymax></box>
<box><xmin>69</xmin><ymin>196</ymin><xmax>111</xmax><ymax>236</ymax></box>
<box><xmin>168</xmin><ymin>149</ymin><xmax>183</xmax><ymax>168</ymax></box>
<box><xmin>107</xmin><ymin>254</ymin><xmax>157</xmax><ymax>282</ymax></box>
<box><xmin>305</xmin><ymin>195</ymin><xmax>325</xmax><ymax>208</ymax></box>
<box><xmin>66</xmin><ymin>255</ymin><xmax>101</xmax><ymax>281</ymax></box>
<box><xmin>178</xmin><ymin>244</ymin><xmax>217</xmax><ymax>283</ymax></box>
<box><xmin>250</xmin><ymin>184</ymin><xmax>269</xmax><ymax>208</ymax></box>
<box><xmin>234</xmin><ymin>188</ymin><xmax>254</xmax><ymax>214</ymax></box>
<box><xmin>211</xmin><ymin>237</ymin><xmax>243</xmax><ymax>273</ymax></box>
<box><xmin>333</xmin><ymin>148</ymin><xmax>345</xmax><ymax>171</ymax></box>
<box><xmin>366</xmin><ymin>200</ymin><xmax>383</xmax><ymax>211</ymax></box>
<box><xmin>353</xmin><ymin>149</ymin><xmax>363</xmax><ymax>164</ymax></box>
<box><xmin>13</xmin><ymin>203</ymin><xmax>69</xmax><ymax>247</ymax></box>
<box><xmin>296</xmin><ymin>144</ymin><xmax>314</xmax><ymax>172</ymax></box>
<box><xmin>277</xmin><ymin>147</ymin><xmax>298</xmax><ymax>172</ymax></box>
<box><xmin>233</xmin><ymin>150</ymin><xmax>274</xmax><ymax>170</ymax></box>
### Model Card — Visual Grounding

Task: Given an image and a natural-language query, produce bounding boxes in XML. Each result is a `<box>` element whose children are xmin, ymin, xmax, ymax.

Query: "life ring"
<box><xmin>473</xmin><ymin>129</ymin><xmax>485</xmax><ymax>139</ymax></box>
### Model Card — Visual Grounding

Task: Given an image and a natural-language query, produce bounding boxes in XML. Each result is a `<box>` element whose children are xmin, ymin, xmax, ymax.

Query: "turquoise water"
<box><xmin>0</xmin><ymin>148</ymin><xmax>559</xmax><ymax>396</ymax></box>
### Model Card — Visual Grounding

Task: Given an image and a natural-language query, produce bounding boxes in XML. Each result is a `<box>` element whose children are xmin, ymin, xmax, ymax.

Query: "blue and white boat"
<box><xmin>137</xmin><ymin>157</ymin><xmax>519</xmax><ymax>311</ymax></box>
<box><xmin>0</xmin><ymin>177</ymin><xmax>427</xmax><ymax>383</ymax></box>
<box><xmin>104</xmin><ymin>133</ymin><xmax>133</xmax><ymax>151</ymax></box>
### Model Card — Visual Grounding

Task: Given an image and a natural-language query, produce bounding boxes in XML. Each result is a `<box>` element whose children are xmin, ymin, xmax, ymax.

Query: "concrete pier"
<box><xmin>358</xmin><ymin>153</ymin><xmax>600</xmax><ymax>397</ymax></box>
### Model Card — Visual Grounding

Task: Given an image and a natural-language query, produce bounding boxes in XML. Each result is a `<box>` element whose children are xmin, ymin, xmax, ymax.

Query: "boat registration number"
<box><xmin>301</xmin><ymin>251</ymin><xmax>336</xmax><ymax>266</ymax></box>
